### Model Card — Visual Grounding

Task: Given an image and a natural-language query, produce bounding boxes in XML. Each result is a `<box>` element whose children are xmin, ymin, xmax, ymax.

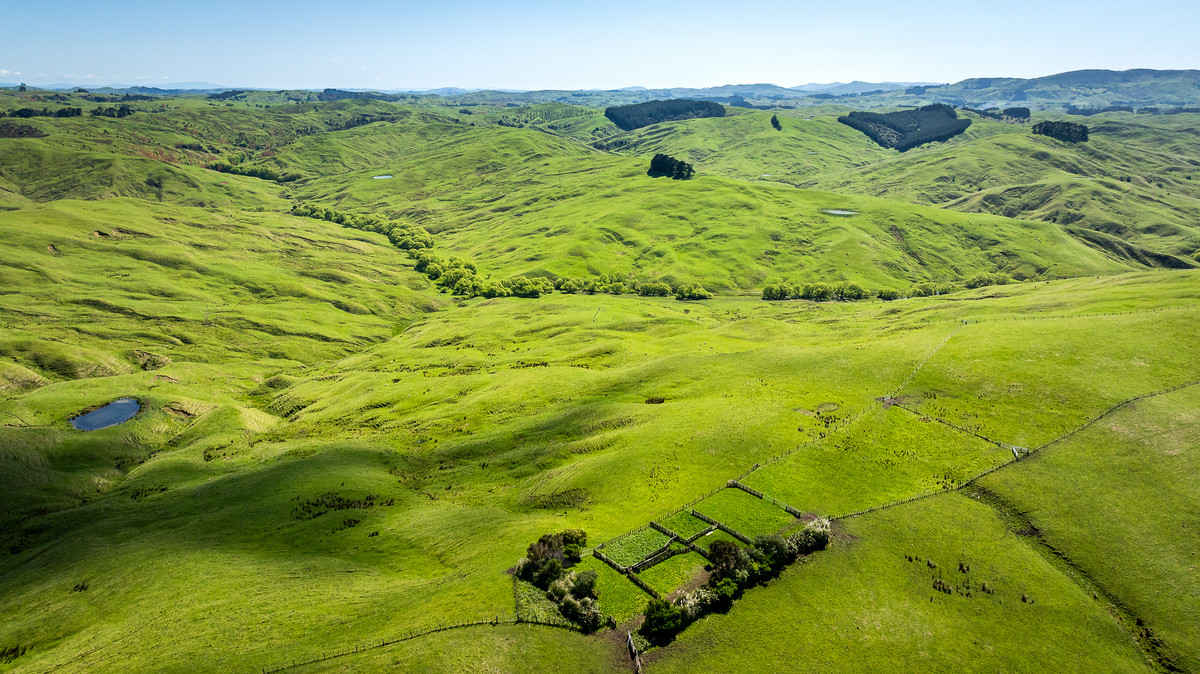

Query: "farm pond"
<box><xmin>71</xmin><ymin>398</ymin><xmax>140</xmax><ymax>430</ymax></box>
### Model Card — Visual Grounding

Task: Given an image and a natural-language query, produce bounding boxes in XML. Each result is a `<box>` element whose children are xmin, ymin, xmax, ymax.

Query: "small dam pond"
<box><xmin>823</xmin><ymin>209</ymin><xmax>858</xmax><ymax>216</ymax></box>
<box><xmin>372</xmin><ymin>175</ymin><xmax>394</xmax><ymax>180</ymax></box>
<box><xmin>70</xmin><ymin>398</ymin><xmax>140</xmax><ymax>431</ymax></box>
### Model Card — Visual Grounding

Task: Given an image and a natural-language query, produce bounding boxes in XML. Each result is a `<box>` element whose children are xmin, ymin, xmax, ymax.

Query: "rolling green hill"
<box><xmin>1</xmin><ymin>86</ymin><xmax>1198</xmax><ymax>673</ymax></box>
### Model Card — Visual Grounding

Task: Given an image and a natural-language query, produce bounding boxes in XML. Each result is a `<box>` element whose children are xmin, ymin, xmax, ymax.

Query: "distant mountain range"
<box><xmin>4</xmin><ymin>69</ymin><xmax>1199</xmax><ymax>110</ymax></box>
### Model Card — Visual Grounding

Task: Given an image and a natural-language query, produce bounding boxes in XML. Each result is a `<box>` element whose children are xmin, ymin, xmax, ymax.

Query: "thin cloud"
<box><xmin>0</xmin><ymin>69</ymin><xmax>22</xmax><ymax>77</ymax></box>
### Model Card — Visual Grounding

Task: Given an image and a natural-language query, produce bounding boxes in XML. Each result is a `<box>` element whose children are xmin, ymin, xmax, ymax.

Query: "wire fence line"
<box><xmin>832</xmin><ymin>377</ymin><xmax>1200</xmax><ymax>522</ymax></box>
<box><xmin>593</xmin><ymin>320</ymin><xmax>966</xmax><ymax>568</ymax></box>
<box><xmin>575</xmin><ymin>319</ymin><xmax>1198</xmax><ymax>628</ymax></box>
<box><xmin>728</xmin><ymin>480</ymin><xmax>806</xmax><ymax>519</ymax></box>
<box><xmin>260</xmin><ymin>617</ymin><xmax>580</xmax><ymax>674</ymax></box>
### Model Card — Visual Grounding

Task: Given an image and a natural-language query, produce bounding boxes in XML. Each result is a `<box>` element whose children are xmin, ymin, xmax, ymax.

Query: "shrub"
<box><xmin>963</xmin><ymin>272</ymin><xmax>1011</xmax><ymax>289</ymax></box>
<box><xmin>832</xmin><ymin>281</ymin><xmax>867</xmax><ymax>301</ymax></box>
<box><xmin>638</xmin><ymin>281</ymin><xmax>673</xmax><ymax>297</ymax></box>
<box><xmin>504</xmin><ymin>275</ymin><xmax>554</xmax><ymax>298</ymax></box>
<box><xmin>752</xmin><ymin>534</ymin><xmax>793</xmax><ymax>575</ymax></box>
<box><xmin>877</xmin><ymin>288</ymin><xmax>902</xmax><ymax>301</ymax></box>
<box><xmin>641</xmin><ymin>597</ymin><xmax>684</xmax><ymax>644</ymax></box>
<box><xmin>571</xmin><ymin>569</ymin><xmax>597</xmax><ymax>599</ymax></box>
<box><xmin>675</xmin><ymin>283</ymin><xmax>712</xmax><ymax>300</ymax></box>
<box><xmin>800</xmin><ymin>282</ymin><xmax>834</xmax><ymax>302</ymax></box>
<box><xmin>518</xmin><ymin>529</ymin><xmax>587</xmax><ymax>588</ymax></box>
<box><xmin>708</xmin><ymin>540</ymin><xmax>743</xmax><ymax>579</ymax></box>
<box><xmin>761</xmin><ymin>283</ymin><xmax>794</xmax><ymax>300</ymax></box>
<box><xmin>708</xmin><ymin>576</ymin><xmax>738</xmax><ymax>609</ymax></box>
<box><xmin>561</xmin><ymin>595</ymin><xmax>602</xmax><ymax>632</ymax></box>
<box><xmin>788</xmin><ymin>518</ymin><xmax>831</xmax><ymax>555</ymax></box>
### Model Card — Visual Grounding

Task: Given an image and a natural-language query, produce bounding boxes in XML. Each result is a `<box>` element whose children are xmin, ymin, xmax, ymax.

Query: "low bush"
<box><xmin>675</xmin><ymin>283</ymin><xmax>712</xmax><ymax>301</ymax></box>
<box><xmin>514</xmin><ymin>530</ymin><xmax>601</xmax><ymax>631</ymax></box>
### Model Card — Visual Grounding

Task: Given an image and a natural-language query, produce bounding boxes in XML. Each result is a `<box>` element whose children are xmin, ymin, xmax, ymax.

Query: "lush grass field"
<box><xmin>1</xmin><ymin>90</ymin><xmax>1198</xmax><ymax>672</ymax></box>
<box><xmin>645</xmin><ymin>493</ymin><xmax>1152</xmax><ymax>673</ymax></box>
<box><xmin>977</xmin><ymin>383</ymin><xmax>1200</xmax><ymax>671</ymax></box>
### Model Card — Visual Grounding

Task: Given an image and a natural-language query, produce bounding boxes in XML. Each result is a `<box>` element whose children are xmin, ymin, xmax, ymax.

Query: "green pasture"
<box><xmin>1</xmin><ymin>91</ymin><xmax>1198</xmax><ymax>672</ymax></box>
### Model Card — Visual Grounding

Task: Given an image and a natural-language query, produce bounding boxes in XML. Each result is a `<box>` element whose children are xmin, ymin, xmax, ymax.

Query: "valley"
<box><xmin>0</xmin><ymin>80</ymin><xmax>1198</xmax><ymax>673</ymax></box>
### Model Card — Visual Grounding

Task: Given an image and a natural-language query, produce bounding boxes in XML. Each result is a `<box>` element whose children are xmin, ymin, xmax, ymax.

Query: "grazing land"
<box><xmin>0</xmin><ymin>80</ymin><xmax>1198</xmax><ymax>673</ymax></box>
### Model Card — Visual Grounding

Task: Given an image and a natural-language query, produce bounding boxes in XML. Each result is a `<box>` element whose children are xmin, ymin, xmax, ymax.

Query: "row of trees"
<box><xmin>641</xmin><ymin>519</ymin><xmax>830</xmax><ymax>644</ymax></box>
<box><xmin>838</xmin><ymin>104</ymin><xmax>972</xmax><ymax>152</ymax></box>
<box><xmin>553</xmin><ymin>275</ymin><xmax>709</xmax><ymax>300</ymax></box>
<box><xmin>962</xmin><ymin>107</ymin><xmax>1030</xmax><ymax>122</ymax></box>
<box><xmin>1032</xmin><ymin>120</ymin><xmax>1089</xmax><ymax>143</ymax></box>
<box><xmin>647</xmin><ymin>153</ymin><xmax>695</xmax><ymax>180</ymax></box>
<box><xmin>761</xmin><ymin>281</ymin><xmax>868</xmax><ymax>302</ymax></box>
<box><xmin>764</xmin><ymin>274</ymin><xmax>1013</xmax><ymax>302</ymax></box>
<box><xmin>1</xmin><ymin>107</ymin><xmax>82</xmax><ymax>118</ymax></box>
<box><xmin>210</xmin><ymin>161</ymin><xmax>301</xmax><ymax>183</ymax></box>
<box><xmin>515</xmin><ymin>530</ymin><xmax>603</xmax><ymax>632</ymax></box>
<box><xmin>770</xmin><ymin>114</ymin><xmax>782</xmax><ymax>131</ymax></box>
<box><xmin>963</xmin><ymin>272</ymin><xmax>1011</xmax><ymax>289</ymax></box>
<box><xmin>291</xmin><ymin>204</ymin><xmax>434</xmax><ymax>251</ymax></box>
<box><xmin>1066</xmin><ymin>105</ymin><xmax>1132</xmax><ymax>116</ymax></box>
<box><xmin>413</xmin><ymin>251</ymin><xmax>555</xmax><ymax>298</ymax></box>
<box><xmin>604</xmin><ymin>99</ymin><xmax>726</xmax><ymax>131</ymax></box>
<box><xmin>91</xmin><ymin>104</ymin><xmax>136</xmax><ymax>118</ymax></box>
<box><xmin>295</xmin><ymin>204</ymin><xmax>711</xmax><ymax>301</ymax></box>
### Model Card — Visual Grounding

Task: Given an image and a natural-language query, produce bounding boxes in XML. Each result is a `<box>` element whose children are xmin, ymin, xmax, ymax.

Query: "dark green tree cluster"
<box><xmin>641</xmin><ymin>520</ymin><xmax>830</xmax><ymax>644</ymax></box>
<box><xmin>0</xmin><ymin>123</ymin><xmax>47</xmax><ymax>139</ymax></box>
<box><xmin>90</xmin><ymin>104</ymin><xmax>135</xmax><ymax>118</ymax></box>
<box><xmin>515</xmin><ymin>530</ymin><xmax>602</xmax><ymax>632</ymax></box>
<box><xmin>210</xmin><ymin>161</ymin><xmax>301</xmax><ymax>183</ymax></box>
<box><xmin>291</xmin><ymin>204</ymin><xmax>434</xmax><ymax>250</ymax></box>
<box><xmin>838</xmin><ymin>104</ymin><xmax>972</xmax><ymax>152</ymax></box>
<box><xmin>761</xmin><ymin>281</ymin><xmax>868</xmax><ymax>302</ymax></box>
<box><xmin>604</xmin><ymin>99</ymin><xmax>726</xmax><ymax>131</ymax></box>
<box><xmin>770</xmin><ymin>114</ymin><xmax>782</xmax><ymax>131</ymax></box>
<box><xmin>1002</xmin><ymin>107</ymin><xmax>1031</xmax><ymax>120</ymax></box>
<box><xmin>647</xmin><ymin>153</ymin><xmax>694</xmax><ymax>180</ymax></box>
<box><xmin>1</xmin><ymin>107</ymin><xmax>82</xmax><ymax>118</ymax></box>
<box><xmin>1032</xmin><ymin>120</ymin><xmax>1089</xmax><ymax>143</ymax></box>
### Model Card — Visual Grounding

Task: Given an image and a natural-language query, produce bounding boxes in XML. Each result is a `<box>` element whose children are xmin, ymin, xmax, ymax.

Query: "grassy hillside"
<box><xmin>270</xmin><ymin>117</ymin><xmax>1132</xmax><ymax>289</ymax></box>
<box><xmin>593</xmin><ymin>106</ymin><xmax>1200</xmax><ymax>266</ymax></box>
<box><xmin>3</xmin><ymin>267</ymin><xmax>1197</xmax><ymax>671</ymax></box>
<box><xmin>1</xmin><ymin>89</ymin><xmax>1198</xmax><ymax>673</ymax></box>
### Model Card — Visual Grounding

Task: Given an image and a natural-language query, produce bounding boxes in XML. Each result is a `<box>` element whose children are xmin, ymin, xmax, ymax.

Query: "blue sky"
<box><xmin>1</xmin><ymin>0</ymin><xmax>1197</xmax><ymax>89</ymax></box>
